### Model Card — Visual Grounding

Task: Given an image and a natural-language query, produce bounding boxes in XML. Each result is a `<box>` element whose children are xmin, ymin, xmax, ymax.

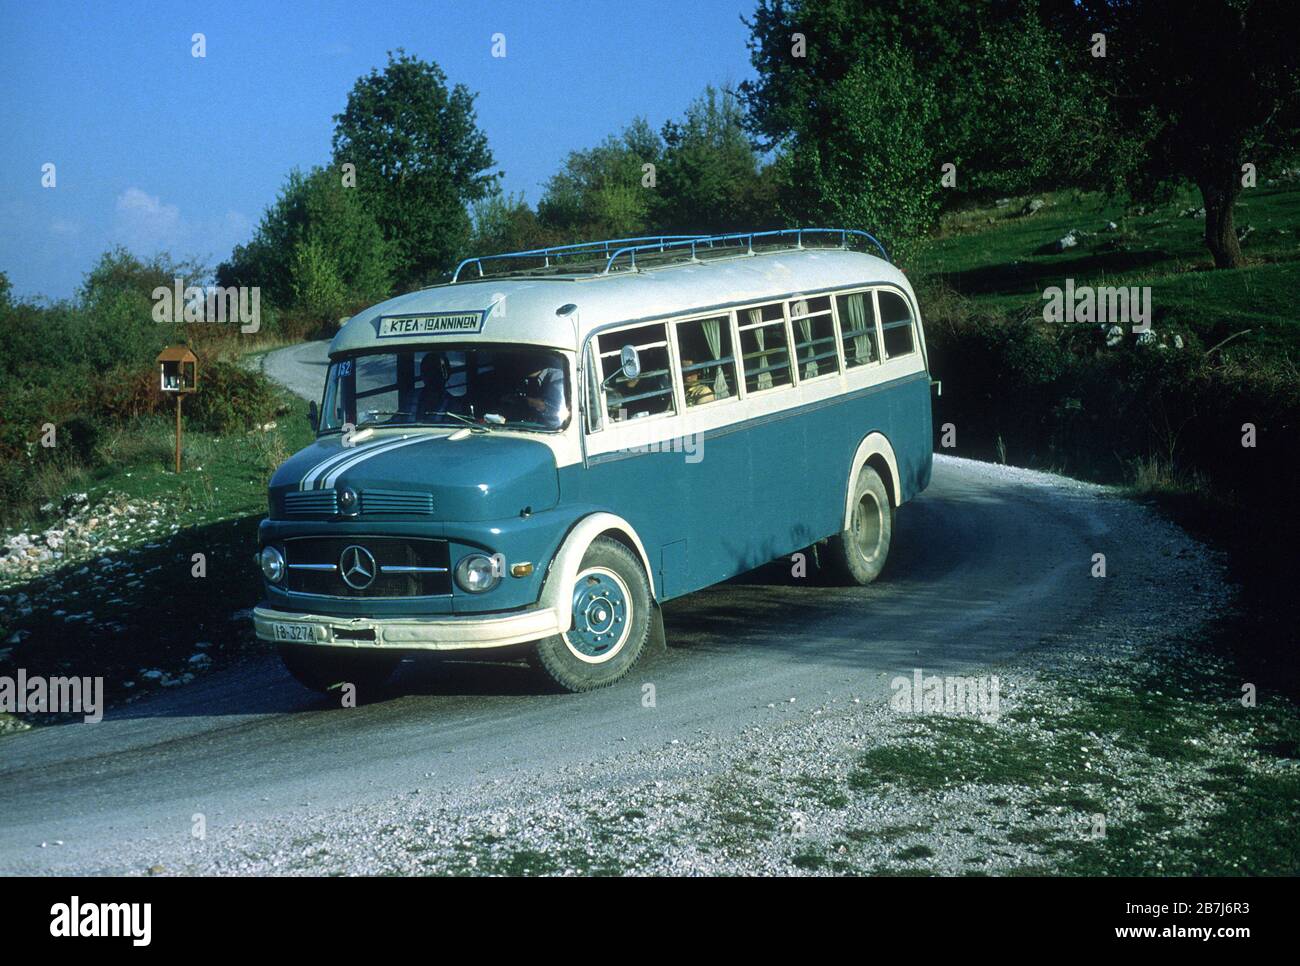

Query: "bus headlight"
<box><xmin>455</xmin><ymin>553</ymin><xmax>501</xmax><ymax>593</ymax></box>
<box><xmin>259</xmin><ymin>545</ymin><xmax>286</xmax><ymax>583</ymax></box>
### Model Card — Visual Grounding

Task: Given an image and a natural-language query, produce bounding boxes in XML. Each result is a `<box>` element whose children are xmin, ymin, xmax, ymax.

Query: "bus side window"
<box><xmin>598</xmin><ymin>323</ymin><xmax>676</xmax><ymax>422</ymax></box>
<box><xmin>737</xmin><ymin>302</ymin><xmax>792</xmax><ymax>393</ymax></box>
<box><xmin>878</xmin><ymin>290</ymin><xmax>916</xmax><ymax>359</ymax></box>
<box><xmin>835</xmin><ymin>291</ymin><xmax>880</xmax><ymax>368</ymax></box>
<box><xmin>675</xmin><ymin>315</ymin><xmax>736</xmax><ymax>406</ymax></box>
<box><xmin>789</xmin><ymin>295</ymin><xmax>839</xmax><ymax>379</ymax></box>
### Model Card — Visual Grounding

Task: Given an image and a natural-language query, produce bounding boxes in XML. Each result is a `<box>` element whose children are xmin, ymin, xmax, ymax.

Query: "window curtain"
<box><xmin>748</xmin><ymin>308</ymin><xmax>773</xmax><ymax>390</ymax></box>
<box><xmin>845</xmin><ymin>293</ymin><xmax>870</xmax><ymax>364</ymax></box>
<box><xmin>793</xmin><ymin>300</ymin><xmax>817</xmax><ymax>378</ymax></box>
<box><xmin>701</xmin><ymin>317</ymin><xmax>728</xmax><ymax>398</ymax></box>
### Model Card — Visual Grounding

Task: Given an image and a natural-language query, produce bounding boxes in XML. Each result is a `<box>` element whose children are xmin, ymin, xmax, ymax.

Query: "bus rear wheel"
<box><xmin>278</xmin><ymin>644</ymin><xmax>399</xmax><ymax>697</ymax></box>
<box><xmin>826</xmin><ymin>464</ymin><xmax>893</xmax><ymax>585</ymax></box>
<box><xmin>529</xmin><ymin>537</ymin><xmax>651</xmax><ymax>692</ymax></box>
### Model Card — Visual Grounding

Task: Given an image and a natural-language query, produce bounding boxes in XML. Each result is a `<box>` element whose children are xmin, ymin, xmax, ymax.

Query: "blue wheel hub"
<box><xmin>567</xmin><ymin>569</ymin><xmax>628</xmax><ymax>658</ymax></box>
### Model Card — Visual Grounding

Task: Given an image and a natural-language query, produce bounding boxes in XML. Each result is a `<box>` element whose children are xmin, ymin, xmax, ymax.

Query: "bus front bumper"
<box><xmin>252</xmin><ymin>604</ymin><xmax>562</xmax><ymax>651</ymax></box>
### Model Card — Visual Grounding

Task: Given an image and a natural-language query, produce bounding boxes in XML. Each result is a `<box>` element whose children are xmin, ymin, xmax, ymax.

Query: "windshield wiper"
<box><xmin>432</xmin><ymin>410</ymin><xmax>492</xmax><ymax>434</ymax></box>
<box><xmin>356</xmin><ymin>409</ymin><xmax>402</xmax><ymax>427</ymax></box>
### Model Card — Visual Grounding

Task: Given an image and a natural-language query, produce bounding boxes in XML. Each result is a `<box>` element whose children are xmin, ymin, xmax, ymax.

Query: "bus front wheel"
<box><xmin>826</xmin><ymin>464</ymin><xmax>893</xmax><ymax>585</ymax></box>
<box><xmin>529</xmin><ymin>537</ymin><xmax>651</xmax><ymax>692</ymax></box>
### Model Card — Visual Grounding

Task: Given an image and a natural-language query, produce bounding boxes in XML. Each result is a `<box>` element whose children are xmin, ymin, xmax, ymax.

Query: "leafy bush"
<box><xmin>95</xmin><ymin>365</ymin><xmax>163</xmax><ymax>423</ymax></box>
<box><xmin>58</xmin><ymin>416</ymin><xmax>102</xmax><ymax>466</ymax></box>
<box><xmin>925</xmin><ymin>307</ymin><xmax>1066</xmax><ymax>464</ymax></box>
<box><xmin>186</xmin><ymin>360</ymin><xmax>281</xmax><ymax>434</ymax></box>
<box><xmin>289</xmin><ymin>237</ymin><xmax>349</xmax><ymax>321</ymax></box>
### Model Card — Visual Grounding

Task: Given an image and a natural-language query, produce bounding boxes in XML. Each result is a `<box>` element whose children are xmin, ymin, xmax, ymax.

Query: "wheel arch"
<box><xmin>843</xmin><ymin>432</ymin><xmax>902</xmax><ymax>530</ymax></box>
<box><xmin>539</xmin><ymin>512</ymin><xmax>656</xmax><ymax>633</ymax></box>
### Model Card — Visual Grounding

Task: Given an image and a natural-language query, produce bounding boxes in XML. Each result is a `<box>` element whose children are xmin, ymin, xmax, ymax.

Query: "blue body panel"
<box><xmin>566</xmin><ymin>370</ymin><xmax>933</xmax><ymax>602</ymax></box>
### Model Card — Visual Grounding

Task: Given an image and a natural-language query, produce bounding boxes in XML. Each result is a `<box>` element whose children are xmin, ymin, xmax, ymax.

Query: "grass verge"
<box><xmin>0</xmin><ymin>381</ymin><xmax>315</xmax><ymax>728</ymax></box>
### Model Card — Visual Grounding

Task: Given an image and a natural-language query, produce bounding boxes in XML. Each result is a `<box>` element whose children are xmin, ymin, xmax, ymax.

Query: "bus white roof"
<box><xmin>330</xmin><ymin>246</ymin><xmax>912</xmax><ymax>357</ymax></box>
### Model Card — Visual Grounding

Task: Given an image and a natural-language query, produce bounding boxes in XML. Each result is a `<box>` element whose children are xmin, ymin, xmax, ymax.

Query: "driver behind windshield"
<box><xmin>498</xmin><ymin>355</ymin><xmax>567</xmax><ymax>430</ymax></box>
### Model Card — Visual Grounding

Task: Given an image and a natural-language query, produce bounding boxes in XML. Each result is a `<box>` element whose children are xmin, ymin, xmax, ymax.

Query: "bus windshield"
<box><xmin>319</xmin><ymin>346</ymin><xmax>570</xmax><ymax>434</ymax></box>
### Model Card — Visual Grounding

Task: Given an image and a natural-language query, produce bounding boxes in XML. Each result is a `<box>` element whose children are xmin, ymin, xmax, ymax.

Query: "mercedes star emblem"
<box><xmin>339</xmin><ymin>544</ymin><xmax>377</xmax><ymax>589</ymax></box>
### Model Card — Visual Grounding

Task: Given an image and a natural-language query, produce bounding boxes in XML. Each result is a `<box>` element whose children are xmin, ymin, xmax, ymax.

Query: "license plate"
<box><xmin>272</xmin><ymin>622</ymin><xmax>314</xmax><ymax>642</ymax></box>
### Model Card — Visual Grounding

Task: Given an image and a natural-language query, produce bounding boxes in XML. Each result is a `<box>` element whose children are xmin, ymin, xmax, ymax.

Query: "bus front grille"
<box><xmin>282</xmin><ymin>490</ymin><xmax>339</xmax><ymax>517</ymax></box>
<box><xmin>283</xmin><ymin>536</ymin><xmax>451</xmax><ymax>598</ymax></box>
<box><xmin>360</xmin><ymin>490</ymin><xmax>435</xmax><ymax>515</ymax></box>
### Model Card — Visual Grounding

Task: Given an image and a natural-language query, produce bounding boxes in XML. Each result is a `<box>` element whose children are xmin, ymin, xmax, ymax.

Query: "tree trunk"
<box><xmin>1198</xmin><ymin>175</ymin><xmax>1244</xmax><ymax>269</ymax></box>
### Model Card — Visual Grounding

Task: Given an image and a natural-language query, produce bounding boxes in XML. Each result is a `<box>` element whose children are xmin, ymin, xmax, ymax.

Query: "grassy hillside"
<box><xmin>915</xmin><ymin>182</ymin><xmax>1300</xmax><ymax>359</ymax></box>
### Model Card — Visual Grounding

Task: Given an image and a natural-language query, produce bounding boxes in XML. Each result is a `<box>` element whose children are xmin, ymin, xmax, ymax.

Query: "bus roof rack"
<box><xmin>448</xmin><ymin>227</ymin><xmax>889</xmax><ymax>284</ymax></box>
<box><xmin>601</xmin><ymin>228</ymin><xmax>889</xmax><ymax>274</ymax></box>
<box><xmin>450</xmin><ymin>235</ymin><xmax>705</xmax><ymax>283</ymax></box>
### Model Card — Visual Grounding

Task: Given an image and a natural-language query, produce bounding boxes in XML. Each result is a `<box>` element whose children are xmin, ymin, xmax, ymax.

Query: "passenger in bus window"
<box><xmin>607</xmin><ymin>364</ymin><xmax>670</xmax><ymax>419</ymax></box>
<box><xmin>682</xmin><ymin>359</ymin><xmax>715</xmax><ymax>406</ymax></box>
<box><xmin>608</xmin><ymin>371</ymin><xmax>655</xmax><ymax>420</ymax></box>
<box><xmin>605</xmin><ymin>375</ymin><xmax>635</xmax><ymax>421</ymax></box>
<box><xmin>412</xmin><ymin>353</ymin><xmax>460</xmax><ymax>422</ymax></box>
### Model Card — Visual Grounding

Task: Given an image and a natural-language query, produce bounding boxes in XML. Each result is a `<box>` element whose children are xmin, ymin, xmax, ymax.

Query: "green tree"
<box><xmin>1044</xmin><ymin>0</ymin><xmax>1300</xmax><ymax>268</ymax></box>
<box><xmin>742</xmin><ymin>0</ymin><xmax>1099</xmax><ymax>204</ymax></box>
<box><xmin>77</xmin><ymin>248</ymin><xmax>197</xmax><ymax>370</ymax></box>
<box><xmin>538</xmin><ymin>118</ymin><xmax>663</xmax><ymax>239</ymax></box>
<box><xmin>289</xmin><ymin>237</ymin><xmax>349</xmax><ymax>320</ymax></box>
<box><xmin>0</xmin><ymin>278</ymin><xmax>81</xmax><ymax>390</ymax></box>
<box><xmin>219</xmin><ymin>166</ymin><xmax>391</xmax><ymax>321</ymax></box>
<box><xmin>655</xmin><ymin>86</ymin><xmax>774</xmax><ymax>233</ymax></box>
<box><xmin>332</xmin><ymin>50</ymin><xmax>499</xmax><ymax>288</ymax></box>
<box><xmin>773</xmin><ymin>51</ymin><xmax>939</xmax><ymax>262</ymax></box>
<box><xmin>468</xmin><ymin>191</ymin><xmax>559</xmax><ymax>257</ymax></box>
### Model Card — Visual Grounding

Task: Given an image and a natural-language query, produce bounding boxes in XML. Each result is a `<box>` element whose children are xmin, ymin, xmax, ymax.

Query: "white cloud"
<box><xmin>108</xmin><ymin>188</ymin><xmax>251</xmax><ymax>264</ymax></box>
<box><xmin>113</xmin><ymin>187</ymin><xmax>183</xmax><ymax>250</ymax></box>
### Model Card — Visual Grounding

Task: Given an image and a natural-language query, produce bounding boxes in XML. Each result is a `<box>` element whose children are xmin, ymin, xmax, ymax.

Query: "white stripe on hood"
<box><xmin>299</xmin><ymin>435</ymin><xmax>414</xmax><ymax>490</ymax></box>
<box><xmin>319</xmin><ymin>434</ymin><xmax>438</xmax><ymax>489</ymax></box>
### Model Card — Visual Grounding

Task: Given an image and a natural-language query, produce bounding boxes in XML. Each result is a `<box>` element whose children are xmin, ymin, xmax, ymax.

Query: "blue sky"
<box><xmin>0</xmin><ymin>0</ymin><xmax>758</xmax><ymax>300</ymax></box>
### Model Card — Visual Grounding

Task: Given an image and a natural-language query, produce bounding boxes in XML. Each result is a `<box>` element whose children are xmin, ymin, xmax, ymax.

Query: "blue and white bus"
<box><xmin>253</xmin><ymin>229</ymin><xmax>933</xmax><ymax>692</ymax></box>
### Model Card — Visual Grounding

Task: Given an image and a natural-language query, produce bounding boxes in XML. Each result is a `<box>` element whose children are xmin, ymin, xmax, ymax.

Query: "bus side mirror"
<box><xmin>308</xmin><ymin>400</ymin><xmax>319</xmax><ymax>432</ymax></box>
<box><xmin>619</xmin><ymin>345</ymin><xmax>641</xmax><ymax>381</ymax></box>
